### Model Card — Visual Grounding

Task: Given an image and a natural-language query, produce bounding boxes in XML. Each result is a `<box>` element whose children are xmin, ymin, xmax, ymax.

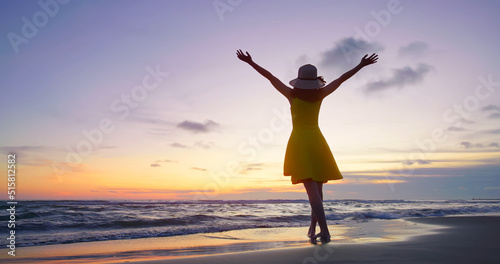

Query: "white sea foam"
<box><xmin>1</xmin><ymin>199</ymin><xmax>498</xmax><ymax>247</ymax></box>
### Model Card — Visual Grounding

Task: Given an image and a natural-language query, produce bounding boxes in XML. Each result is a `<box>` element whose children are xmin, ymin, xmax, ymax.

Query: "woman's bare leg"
<box><xmin>307</xmin><ymin>182</ymin><xmax>323</xmax><ymax>238</ymax></box>
<box><xmin>307</xmin><ymin>211</ymin><xmax>317</xmax><ymax>238</ymax></box>
<box><xmin>303</xmin><ymin>180</ymin><xmax>330</xmax><ymax>242</ymax></box>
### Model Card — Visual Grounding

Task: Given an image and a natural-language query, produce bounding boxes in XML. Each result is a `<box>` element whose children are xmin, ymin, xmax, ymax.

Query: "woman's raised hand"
<box><xmin>236</xmin><ymin>49</ymin><xmax>253</xmax><ymax>63</ymax></box>
<box><xmin>360</xmin><ymin>53</ymin><xmax>378</xmax><ymax>67</ymax></box>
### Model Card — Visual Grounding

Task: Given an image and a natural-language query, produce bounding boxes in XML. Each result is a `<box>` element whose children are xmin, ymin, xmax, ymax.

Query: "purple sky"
<box><xmin>1</xmin><ymin>0</ymin><xmax>499</xmax><ymax>200</ymax></box>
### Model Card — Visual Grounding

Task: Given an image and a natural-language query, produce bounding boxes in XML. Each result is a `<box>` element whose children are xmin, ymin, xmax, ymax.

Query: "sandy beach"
<box><xmin>127</xmin><ymin>216</ymin><xmax>500</xmax><ymax>264</ymax></box>
<box><xmin>1</xmin><ymin>215</ymin><xmax>498</xmax><ymax>264</ymax></box>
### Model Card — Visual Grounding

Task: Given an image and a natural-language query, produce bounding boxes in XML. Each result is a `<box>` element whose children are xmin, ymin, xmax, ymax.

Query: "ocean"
<box><xmin>2</xmin><ymin>199</ymin><xmax>499</xmax><ymax>247</ymax></box>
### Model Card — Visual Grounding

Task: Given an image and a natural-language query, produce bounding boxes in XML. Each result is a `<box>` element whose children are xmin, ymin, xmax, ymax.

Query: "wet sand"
<box><xmin>125</xmin><ymin>216</ymin><xmax>500</xmax><ymax>264</ymax></box>
<box><xmin>1</xmin><ymin>216</ymin><xmax>498</xmax><ymax>263</ymax></box>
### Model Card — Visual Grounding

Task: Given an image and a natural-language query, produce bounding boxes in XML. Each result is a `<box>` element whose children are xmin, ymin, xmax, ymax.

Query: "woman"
<box><xmin>236</xmin><ymin>49</ymin><xmax>378</xmax><ymax>243</ymax></box>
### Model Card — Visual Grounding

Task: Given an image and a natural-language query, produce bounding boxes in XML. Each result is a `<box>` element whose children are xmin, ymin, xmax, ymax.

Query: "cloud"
<box><xmin>177</xmin><ymin>120</ymin><xmax>220</xmax><ymax>133</ymax></box>
<box><xmin>489</xmin><ymin>113</ymin><xmax>500</xmax><ymax>119</ymax></box>
<box><xmin>91</xmin><ymin>187</ymin><xmax>203</xmax><ymax>195</ymax></box>
<box><xmin>170</xmin><ymin>141</ymin><xmax>215</xmax><ymax>149</ymax></box>
<box><xmin>171</xmin><ymin>142</ymin><xmax>189</xmax><ymax>148</ymax></box>
<box><xmin>150</xmin><ymin>159</ymin><xmax>177</xmax><ymax>167</ymax></box>
<box><xmin>217</xmin><ymin>162</ymin><xmax>281</xmax><ymax>175</ymax></box>
<box><xmin>461</xmin><ymin>141</ymin><xmax>499</xmax><ymax>149</ymax></box>
<box><xmin>191</xmin><ymin>167</ymin><xmax>207</xmax><ymax>171</ymax></box>
<box><xmin>490</xmin><ymin>143</ymin><xmax>500</xmax><ymax>148</ymax></box>
<box><xmin>0</xmin><ymin>145</ymin><xmax>53</xmax><ymax>154</ymax></box>
<box><xmin>365</xmin><ymin>63</ymin><xmax>433</xmax><ymax>93</ymax></box>
<box><xmin>485</xmin><ymin>129</ymin><xmax>500</xmax><ymax>134</ymax></box>
<box><xmin>169</xmin><ymin>140</ymin><xmax>219</xmax><ymax>150</ymax></box>
<box><xmin>154</xmin><ymin>159</ymin><xmax>177</xmax><ymax>163</ymax></box>
<box><xmin>194</xmin><ymin>141</ymin><xmax>215</xmax><ymax>149</ymax></box>
<box><xmin>398</xmin><ymin>41</ymin><xmax>429</xmax><ymax>57</ymax></box>
<box><xmin>447</xmin><ymin>126</ymin><xmax>467</xmax><ymax>132</ymax></box>
<box><xmin>0</xmin><ymin>145</ymin><xmax>65</xmax><ymax>168</ymax></box>
<box><xmin>239</xmin><ymin>163</ymin><xmax>265</xmax><ymax>174</ymax></box>
<box><xmin>461</xmin><ymin>142</ymin><xmax>477</xmax><ymax>149</ymax></box>
<box><xmin>123</xmin><ymin>115</ymin><xmax>179</xmax><ymax>136</ymax></box>
<box><xmin>132</xmin><ymin>115</ymin><xmax>175</xmax><ymax>126</ymax></box>
<box><xmin>245</xmin><ymin>167</ymin><xmax>262</xmax><ymax>171</ymax></box>
<box><xmin>481</xmin><ymin>104</ymin><xmax>500</xmax><ymax>118</ymax></box>
<box><xmin>220</xmin><ymin>185</ymin><xmax>304</xmax><ymax>194</ymax></box>
<box><xmin>389</xmin><ymin>161</ymin><xmax>500</xmax><ymax>179</ymax></box>
<box><xmin>318</xmin><ymin>37</ymin><xmax>384</xmax><ymax>72</ymax></box>
<box><xmin>459</xmin><ymin>118</ymin><xmax>475</xmax><ymax>124</ymax></box>
<box><xmin>460</xmin><ymin>142</ymin><xmax>471</xmax><ymax>148</ymax></box>
<box><xmin>482</xmin><ymin>104</ymin><xmax>500</xmax><ymax>111</ymax></box>
<box><xmin>401</xmin><ymin>159</ymin><xmax>432</xmax><ymax>166</ymax></box>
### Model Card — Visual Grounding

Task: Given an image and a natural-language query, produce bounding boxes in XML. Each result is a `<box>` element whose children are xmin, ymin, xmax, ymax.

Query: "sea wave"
<box><xmin>1</xmin><ymin>199</ymin><xmax>498</xmax><ymax>247</ymax></box>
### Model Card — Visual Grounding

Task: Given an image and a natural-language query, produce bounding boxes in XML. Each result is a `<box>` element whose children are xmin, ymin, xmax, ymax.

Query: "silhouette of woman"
<box><xmin>237</xmin><ymin>49</ymin><xmax>378</xmax><ymax>243</ymax></box>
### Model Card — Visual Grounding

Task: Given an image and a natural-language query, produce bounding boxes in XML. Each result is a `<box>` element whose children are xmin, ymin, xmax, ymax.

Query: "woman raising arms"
<box><xmin>237</xmin><ymin>49</ymin><xmax>378</xmax><ymax>243</ymax></box>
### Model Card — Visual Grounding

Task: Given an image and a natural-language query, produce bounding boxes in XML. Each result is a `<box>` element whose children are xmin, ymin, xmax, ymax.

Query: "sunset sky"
<box><xmin>1</xmin><ymin>0</ymin><xmax>499</xmax><ymax>200</ymax></box>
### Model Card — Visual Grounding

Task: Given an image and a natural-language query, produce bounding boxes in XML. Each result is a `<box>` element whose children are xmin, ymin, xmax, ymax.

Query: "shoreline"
<box><xmin>0</xmin><ymin>215</ymin><xmax>498</xmax><ymax>263</ymax></box>
<box><xmin>132</xmin><ymin>215</ymin><xmax>500</xmax><ymax>264</ymax></box>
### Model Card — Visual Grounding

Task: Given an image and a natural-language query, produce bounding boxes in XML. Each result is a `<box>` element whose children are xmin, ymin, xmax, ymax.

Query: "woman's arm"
<box><xmin>321</xmin><ymin>53</ymin><xmax>378</xmax><ymax>97</ymax></box>
<box><xmin>236</xmin><ymin>49</ymin><xmax>292</xmax><ymax>100</ymax></box>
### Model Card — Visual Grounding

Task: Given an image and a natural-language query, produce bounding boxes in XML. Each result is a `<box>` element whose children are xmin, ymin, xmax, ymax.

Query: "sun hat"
<box><xmin>289</xmin><ymin>64</ymin><xmax>326</xmax><ymax>89</ymax></box>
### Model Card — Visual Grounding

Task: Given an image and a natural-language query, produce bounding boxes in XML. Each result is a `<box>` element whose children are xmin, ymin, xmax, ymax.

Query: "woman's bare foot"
<box><xmin>312</xmin><ymin>231</ymin><xmax>331</xmax><ymax>244</ymax></box>
<box><xmin>320</xmin><ymin>235</ymin><xmax>331</xmax><ymax>244</ymax></box>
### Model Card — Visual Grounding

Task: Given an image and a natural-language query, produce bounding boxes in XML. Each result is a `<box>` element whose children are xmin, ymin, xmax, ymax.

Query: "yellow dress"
<box><xmin>284</xmin><ymin>96</ymin><xmax>343</xmax><ymax>184</ymax></box>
